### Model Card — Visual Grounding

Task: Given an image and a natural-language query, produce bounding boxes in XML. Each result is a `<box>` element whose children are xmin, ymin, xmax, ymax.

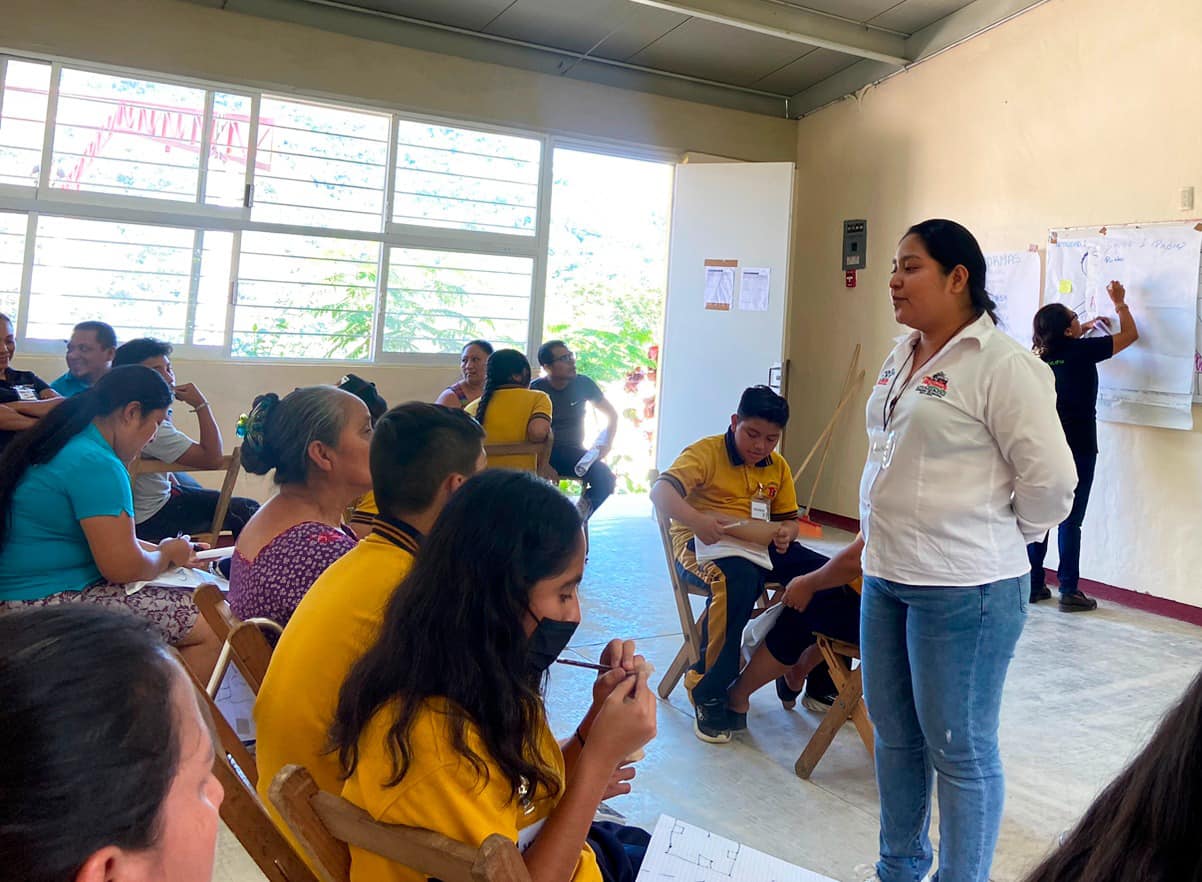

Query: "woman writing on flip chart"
<box><xmin>1028</xmin><ymin>282</ymin><xmax>1139</xmax><ymax>611</ymax></box>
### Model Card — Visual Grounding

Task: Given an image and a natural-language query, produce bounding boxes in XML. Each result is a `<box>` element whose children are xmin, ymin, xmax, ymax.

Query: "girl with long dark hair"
<box><xmin>465</xmin><ymin>348</ymin><xmax>552</xmax><ymax>472</ymax></box>
<box><xmin>0</xmin><ymin>605</ymin><xmax>223</xmax><ymax>882</ymax></box>
<box><xmin>857</xmin><ymin>220</ymin><xmax>1077</xmax><ymax>882</ymax></box>
<box><xmin>1027</xmin><ymin>286</ymin><xmax>1139</xmax><ymax>611</ymax></box>
<box><xmin>0</xmin><ymin>365</ymin><xmax>220</xmax><ymax>678</ymax></box>
<box><xmin>332</xmin><ymin>470</ymin><xmax>656</xmax><ymax>882</ymax></box>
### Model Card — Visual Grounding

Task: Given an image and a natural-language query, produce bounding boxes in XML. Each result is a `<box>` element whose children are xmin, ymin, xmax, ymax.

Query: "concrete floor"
<box><xmin>213</xmin><ymin>496</ymin><xmax>1202</xmax><ymax>882</ymax></box>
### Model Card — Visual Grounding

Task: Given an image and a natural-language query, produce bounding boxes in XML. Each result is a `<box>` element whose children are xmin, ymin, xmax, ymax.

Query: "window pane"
<box><xmin>232</xmin><ymin>231</ymin><xmax>377</xmax><ymax>359</ymax></box>
<box><xmin>0</xmin><ymin>212</ymin><xmax>25</xmax><ymax>319</ymax></box>
<box><xmin>0</xmin><ymin>60</ymin><xmax>51</xmax><ymax>188</ymax></box>
<box><xmin>26</xmin><ymin>216</ymin><xmax>193</xmax><ymax>342</ymax></box>
<box><xmin>393</xmin><ymin>120</ymin><xmax>540</xmax><ymax>236</ymax></box>
<box><xmin>49</xmin><ymin>68</ymin><xmax>205</xmax><ymax>201</ymax></box>
<box><xmin>204</xmin><ymin>92</ymin><xmax>253</xmax><ymax>209</ymax></box>
<box><xmin>194</xmin><ymin>230</ymin><xmax>233</xmax><ymax>346</ymax></box>
<box><xmin>252</xmin><ymin>98</ymin><xmax>388</xmax><ymax>232</ymax></box>
<box><xmin>383</xmin><ymin>248</ymin><xmax>531</xmax><ymax>354</ymax></box>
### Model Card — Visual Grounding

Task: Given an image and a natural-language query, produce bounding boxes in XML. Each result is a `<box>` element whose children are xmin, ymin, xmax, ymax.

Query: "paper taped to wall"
<box><xmin>1045</xmin><ymin>223</ymin><xmax>1202</xmax><ymax>430</ymax></box>
<box><xmin>636</xmin><ymin>815</ymin><xmax>837</xmax><ymax>882</ymax></box>
<box><xmin>985</xmin><ymin>250</ymin><xmax>1041</xmax><ymax>344</ymax></box>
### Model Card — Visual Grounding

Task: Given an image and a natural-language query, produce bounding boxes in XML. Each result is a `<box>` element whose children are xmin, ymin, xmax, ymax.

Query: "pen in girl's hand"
<box><xmin>554</xmin><ymin>658</ymin><xmax>620</xmax><ymax>673</ymax></box>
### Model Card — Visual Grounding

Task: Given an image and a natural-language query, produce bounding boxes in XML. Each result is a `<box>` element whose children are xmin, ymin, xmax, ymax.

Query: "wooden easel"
<box><xmin>791</xmin><ymin>345</ymin><xmax>865</xmax><ymax>528</ymax></box>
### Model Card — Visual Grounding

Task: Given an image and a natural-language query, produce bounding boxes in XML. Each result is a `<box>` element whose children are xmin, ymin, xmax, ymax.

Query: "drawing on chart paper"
<box><xmin>635</xmin><ymin>815</ymin><xmax>838</xmax><ymax>882</ymax></box>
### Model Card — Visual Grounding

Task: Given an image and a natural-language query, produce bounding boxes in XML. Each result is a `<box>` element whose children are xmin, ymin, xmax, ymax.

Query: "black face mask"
<box><xmin>526</xmin><ymin>613</ymin><xmax>578</xmax><ymax>676</ymax></box>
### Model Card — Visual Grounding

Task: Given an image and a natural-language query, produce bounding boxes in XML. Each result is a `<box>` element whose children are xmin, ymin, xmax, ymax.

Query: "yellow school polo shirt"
<box><xmin>656</xmin><ymin>429</ymin><xmax>799</xmax><ymax>557</ymax></box>
<box><xmin>465</xmin><ymin>388</ymin><xmax>552</xmax><ymax>471</ymax></box>
<box><xmin>254</xmin><ymin>516</ymin><xmax>421</xmax><ymax>843</ymax></box>
<box><xmin>349</xmin><ymin>490</ymin><xmax>378</xmax><ymax>531</ymax></box>
<box><xmin>341</xmin><ymin>697</ymin><xmax>600</xmax><ymax>882</ymax></box>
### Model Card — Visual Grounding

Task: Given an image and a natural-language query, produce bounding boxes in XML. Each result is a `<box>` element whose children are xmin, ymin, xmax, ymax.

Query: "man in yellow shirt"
<box><xmin>651</xmin><ymin>385</ymin><xmax>829</xmax><ymax>743</ymax></box>
<box><xmin>254</xmin><ymin>402</ymin><xmax>486</xmax><ymax>840</ymax></box>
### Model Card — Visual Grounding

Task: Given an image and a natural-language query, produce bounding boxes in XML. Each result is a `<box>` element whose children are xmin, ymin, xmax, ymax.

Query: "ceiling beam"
<box><xmin>788</xmin><ymin>0</ymin><xmax>1050</xmax><ymax>116</ymax></box>
<box><xmin>627</xmin><ymin>0</ymin><xmax>911</xmax><ymax>66</ymax></box>
<box><xmin>205</xmin><ymin>0</ymin><xmax>789</xmax><ymax>117</ymax></box>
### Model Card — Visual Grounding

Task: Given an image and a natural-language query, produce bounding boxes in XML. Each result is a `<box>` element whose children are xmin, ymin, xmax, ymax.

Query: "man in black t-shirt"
<box><xmin>531</xmin><ymin>340</ymin><xmax>618</xmax><ymax>520</ymax></box>
<box><xmin>0</xmin><ymin>312</ymin><xmax>62</xmax><ymax>451</ymax></box>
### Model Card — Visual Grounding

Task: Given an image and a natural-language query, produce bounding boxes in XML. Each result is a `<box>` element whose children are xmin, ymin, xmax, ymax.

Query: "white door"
<box><xmin>655</xmin><ymin>161</ymin><xmax>794</xmax><ymax>470</ymax></box>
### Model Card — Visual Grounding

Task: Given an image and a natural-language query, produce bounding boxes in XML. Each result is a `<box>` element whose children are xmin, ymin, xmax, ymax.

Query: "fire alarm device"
<box><xmin>843</xmin><ymin>219</ymin><xmax>867</xmax><ymax>271</ymax></box>
<box><xmin>845</xmin><ymin>270</ymin><xmax>857</xmax><ymax>288</ymax></box>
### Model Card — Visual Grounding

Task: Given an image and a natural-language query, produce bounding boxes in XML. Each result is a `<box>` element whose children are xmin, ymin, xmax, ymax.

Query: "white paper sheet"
<box><xmin>1046</xmin><ymin>224</ymin><xmax>1202</xmax><ymax>429</ymax></box>
<box><xmin>737</xmin><ymin>267</ymin><xmax>771</xmax><ymax>312</ymax></box>
<box><xmin>704</xmin><ymin>266</ymin><xmax>735</xmax><ymax>311</ymax></box>
<box><xmin>636</xmin><ymin>815</ymin><xmax>837</xmax><ymax>882</ymax></box>
<box><xmin>985</xmin><ymin>251</ymin><xmax>1041</xmax><ymax>344</ymax></box>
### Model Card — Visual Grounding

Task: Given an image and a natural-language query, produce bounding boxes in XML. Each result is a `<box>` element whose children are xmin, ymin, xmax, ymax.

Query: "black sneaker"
<box><xmin>693</xmin><ymin>699</ymin><xmax>732</xmax><ymax>743</ymax></box>
<box><xmin>1059</xmin><ymin>591</ymin><xmax>1097</xmax><ymax>612</ymax></box>
<box><xmin>1030</xmin><ymin>585</ymin><xmax>1052</xmax><ymax>603</ymax></box>
<box><xmin>776</xmin><ymin>675</ymin><xmax>802</xmax><ymax>710</ymax></box>
<box><xmin>727</xmin><ymin>708</ymin><xmax>748</xmax><ymax>732</ymax></box>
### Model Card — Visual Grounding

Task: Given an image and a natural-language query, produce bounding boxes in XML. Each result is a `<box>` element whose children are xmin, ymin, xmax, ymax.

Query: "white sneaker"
<box><xmin>852</xmin><ymin>865</ymin><xmax>932</xmax><ymax>882</ymax></box>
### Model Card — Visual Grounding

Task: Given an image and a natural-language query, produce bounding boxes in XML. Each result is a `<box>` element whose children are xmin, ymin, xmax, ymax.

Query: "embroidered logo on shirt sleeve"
<box><xmin>876</xmin><ymin>368</ymin><xmax>896</xmax><ymax>386</ymax></box>
<box><xmin>916</xmin><ymin>371</ymin><xmax>949</xmax><ymax>399</ymax></box>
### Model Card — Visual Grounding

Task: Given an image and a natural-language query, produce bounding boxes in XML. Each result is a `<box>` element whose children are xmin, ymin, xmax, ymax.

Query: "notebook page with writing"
<box><xmin>636</xmin><ymin>815</ymin><xmax>837</xmax><ymax>882</ymax></box>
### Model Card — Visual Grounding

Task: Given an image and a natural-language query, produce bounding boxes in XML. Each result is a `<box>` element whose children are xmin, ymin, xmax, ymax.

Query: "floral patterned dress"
<box><xmin>227</xmin><ymin>521</ymin><xmax>357</xmax><ymax>629</ymax></box>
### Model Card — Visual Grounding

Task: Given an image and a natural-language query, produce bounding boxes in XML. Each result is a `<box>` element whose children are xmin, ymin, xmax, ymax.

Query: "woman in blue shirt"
<box><xmin>0</xmin><ymin>365</ymin><xmax>221</xmax><ymax>678</ymax></box>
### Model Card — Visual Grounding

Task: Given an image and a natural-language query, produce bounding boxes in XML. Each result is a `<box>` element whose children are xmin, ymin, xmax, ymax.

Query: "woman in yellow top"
<box><xmin>331</xmin><ymin>470</ymin><xmax>657</xmax><ymax>882</ymax></box>
<box><xmin>465</xmin><ymin>349</ymin><xmax>551</xmax><ymax>472</ymax></box>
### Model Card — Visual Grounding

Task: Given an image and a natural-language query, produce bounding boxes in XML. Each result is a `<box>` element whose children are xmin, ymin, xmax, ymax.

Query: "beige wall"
<box><xmin>785</xmin><ymin>0</ymin><xmax>1202</xmax><ymax>605</ymax></box>
<box><xmin>1</xmin><ymin>0</ymin><xmax>796</xmax><ymax>161</ymax></box>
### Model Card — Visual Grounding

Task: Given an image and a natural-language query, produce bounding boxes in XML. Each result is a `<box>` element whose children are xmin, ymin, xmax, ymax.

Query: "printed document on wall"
<box><xmin>1046</xmin><ymin>224</ymin><xmax>1202</xmax><ymax>430</ymax></box>
<box><xmin>737</xmin><ymin>267</ymin><xmax>771</xmax><ymax>311</ymax></box>
<box><xmin>985</xmin><ymin>250</ymin><xmax>1041</xmax><ymax>344</ymax></box>
<box><xmin>703</xmin><ymin>258</ymin><xmax>737</xmax><ymax>311</ymax></box>
<box><xmin>636</xmin><ymin>815</ymin><xmax>836</xmax><ymax>882</ymax></box>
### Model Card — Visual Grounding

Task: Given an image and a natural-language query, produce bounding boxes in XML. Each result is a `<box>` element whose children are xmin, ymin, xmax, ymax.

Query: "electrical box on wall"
<box><xmin>843</xmin><ymin>219</ymin><xmax>867</xmax><ymax>271</ymax></box>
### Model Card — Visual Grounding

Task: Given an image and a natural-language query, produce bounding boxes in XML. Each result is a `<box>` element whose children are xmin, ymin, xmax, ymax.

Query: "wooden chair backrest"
<box><xmin>483</xmin><ymin>439</ymin><xmax>556</xmax><ymax>481</ymax></box>
<box><xmin>180</xmin><ymin>661</ymin><xmax>319</xmax><ymax>882</ymax></box>
<box><xmin>269</xmin><ymin>765</ymin><xmax>532</xmax><ymax>882</ymax></box>
<box><xmin>129</xmin><ymin>446</ymin><xmax>243</xmax><ymax>545</ymax></box>
<box><xmin>193</xmin><ymin>582</ymin><xmax>278</xmax><ymax>696</ymax></box>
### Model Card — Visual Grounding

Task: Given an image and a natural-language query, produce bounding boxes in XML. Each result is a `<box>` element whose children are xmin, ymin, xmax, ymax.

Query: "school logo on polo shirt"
<box><xmin>876</xmin><ymin>368</ymin><xmax>896</xmax><ymax>386</ymax></box>
<box><xmin>916</xmin><ymin>371</ymin><xmax>949</xmax><ymax>399</ymax></box>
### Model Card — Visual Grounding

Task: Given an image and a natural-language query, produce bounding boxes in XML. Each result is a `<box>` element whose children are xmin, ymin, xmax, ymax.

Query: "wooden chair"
<box><xmin>483</xmin><ymin>439</ymin><xmax>556</xmax><ymax>482</ymax></box>
<box><xmin>269</xmin><ymin>765</ymin><xmax>532</xmax><ymax>882</ymax></box>
<box><xmin>652</xmin><ymin>503</ymin><xmax>780</xmax><ymax>701</ymax></box>
<box><xmin>129</xmin><ymin>445</ymin><xmax>243</xmax><ymax>545</ymax></box>
<box><xmin>193</xmin><ymin>582</ymin><xmax>281</xmax><ymax>697</ymax></box>
<box><xmin>794</xmin><ymin>634</ymin><xmax>874</xmax><ymax>779</ymax></box>
<box><xmin>178</xmin><ymin>658</ymin><xmax>320</xmax><ymax>882</ymax></box>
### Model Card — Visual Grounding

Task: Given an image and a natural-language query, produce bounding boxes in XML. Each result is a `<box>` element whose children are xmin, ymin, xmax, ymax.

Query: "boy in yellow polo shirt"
<box><xmin>652</xmin><ymin>385</ymin><xmax>836</xmax><ymax>743</ymax></box>
<box><xmin>254</xmin><ymin>402</ymin><xmax>486</xmax><ymax>842</ymax></box>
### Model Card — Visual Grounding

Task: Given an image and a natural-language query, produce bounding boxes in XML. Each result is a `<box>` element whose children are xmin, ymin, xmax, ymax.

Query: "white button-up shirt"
<box><xmin>859</xmin><ymin>312</ymin><xmax>1076</xmax><ymax>587</ymax></box>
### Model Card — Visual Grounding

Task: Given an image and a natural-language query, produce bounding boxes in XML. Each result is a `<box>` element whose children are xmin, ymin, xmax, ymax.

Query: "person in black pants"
<box><xmin>531</xmin><ymin>340</ymin><xmax>619</xmax><ymax>520</ymax></box>
<box><xmin>1028</xmin><ymin>280</ymin><xmax>1139</xmax><ymax>612</ymax></box>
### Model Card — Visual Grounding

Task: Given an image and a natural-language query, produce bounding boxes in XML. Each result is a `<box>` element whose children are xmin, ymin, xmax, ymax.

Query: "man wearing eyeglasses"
<box><xmin>531</xmin><ymin>340</ymin><xmax>618</xmax><ymax>520</ymax></box>
<box><xmin>51</xmin><ymin>321</ymin><xmax>117</xmax><ymax>397</ymax></box>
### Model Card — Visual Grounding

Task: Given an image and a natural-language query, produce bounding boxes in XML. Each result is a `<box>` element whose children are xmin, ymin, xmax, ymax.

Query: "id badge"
<box><xmin>14</xmin><ymin>385</ymin><xmax>37</xmax><ymax>402</ymax></box>
<box><xmin>750</xmin><ymin>486</ymin><xmax>770</xmax><ymax>521</ymax></box>
<box><xmin>867</xmin><ymin>428</ymin><xmax>898</xmax><ymax>470</ymax></box>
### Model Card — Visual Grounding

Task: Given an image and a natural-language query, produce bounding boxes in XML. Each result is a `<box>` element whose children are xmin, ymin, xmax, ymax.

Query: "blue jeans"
<box><xmin>860</xmin><ymin>575</ymin><xmax>1028</xmax><ymax>882</ymax></box>
<box><xmin>1027</xmin><ymin>447</ymin><xmax>1096</xmax><ymax>595</ymax></box>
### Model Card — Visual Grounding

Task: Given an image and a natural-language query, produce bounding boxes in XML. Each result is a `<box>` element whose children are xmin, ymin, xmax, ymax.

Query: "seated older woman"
<box><xmin>226</xmin><ymin>384</ymin><xmax>373</xmax><ymax>629</ymax></box>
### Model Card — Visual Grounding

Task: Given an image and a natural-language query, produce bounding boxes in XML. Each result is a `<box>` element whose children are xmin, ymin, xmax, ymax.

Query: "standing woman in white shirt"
<box><xmin>858</xmin><ymin>219</ymin><xmax>1076</xmax><ymax>882</ymax></box>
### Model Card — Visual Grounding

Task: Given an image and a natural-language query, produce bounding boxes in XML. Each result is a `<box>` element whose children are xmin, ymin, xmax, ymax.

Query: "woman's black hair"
<box><xmin>472</xmin><ymin>349</ymin><xmax>532</xmax><ymax>428</ymax></box>
<box><xmin>240</xmin><ymin>385</ymin><xmax>359</xmax><ymax>484</ymax></box>
<box><xmin>1032</xmin><ymin>303</ymin><xmax>1075</xmax><ymax>358</ymax></box>
<box><xmin>0</xmin><ymin>364</ymin><xmax>172</xmax><ymax>550</ymax></box>
<box><xmin>463</xmin><ymin>339</ymin><xmax>494</xmax><ymax>357</ymax></box>
<box><xmin>337</xmin><ymin>373</ymin><xmax>389</xmax><ymax>426</ymax></box>
<box><xmin>331</xmin><ymin>470</ymin><xmax>583</xmax><ymax>802</ymax></box>
<box><xmin>904</xmin><ymin>219</ymin><xmax>999</xmax><ymax>324</ymax></box>
<box><xmin>0</xmin><ymin>605</ymin><xmax>183</xmax><ymax>882</ymax></box>
<box><xmin>1022</xmin><ymin>668</ymin><xmax>1202</xmax><ymax>882</ymax></box>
